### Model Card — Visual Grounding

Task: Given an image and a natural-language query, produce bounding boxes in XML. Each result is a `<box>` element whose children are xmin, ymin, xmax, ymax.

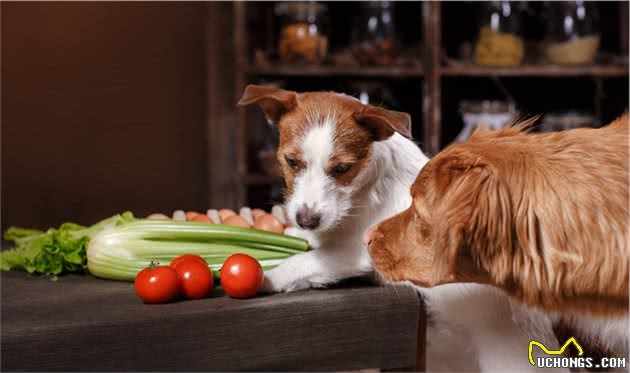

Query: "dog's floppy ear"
<box><xmin>237</xmin><ymin>85</ymin><xmax>297</xmax><ymax>124</ymax></box>
<box><xmin>430</xmin><ymin>152</ymin><xmax>513</xmax><ymax>285</ymax></box>
<box><xmin>353</xmin><ymin>105</ymin><xmax>412</xmax><ymax>140</ymax></box>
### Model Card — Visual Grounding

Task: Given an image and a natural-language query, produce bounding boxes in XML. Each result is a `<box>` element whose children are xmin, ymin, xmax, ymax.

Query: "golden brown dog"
<box><xmin>366</xmin><ymin>114</ymin><xmax>629</xmax><ymax>317</ymax></box>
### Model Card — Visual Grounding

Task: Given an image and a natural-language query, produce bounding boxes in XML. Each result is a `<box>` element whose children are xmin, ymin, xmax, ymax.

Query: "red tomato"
<box><xmin>220</xmin><ymin>254</ymin><xmax>264</xmax><ymax>298</ymax></box>
<box><xmin>174</xmin><ymin>259</ymin><xmax>214</xmax><ymax>300</ymax></box>
<box><xmin>170</xmin><ymin>254</ymin><xmax>208</xmax><ymax>268</ymax></box>
<box><xmin>134</xmin><ymin>265</ymin><xmax>180</xmax><ymax>304</ymax></box>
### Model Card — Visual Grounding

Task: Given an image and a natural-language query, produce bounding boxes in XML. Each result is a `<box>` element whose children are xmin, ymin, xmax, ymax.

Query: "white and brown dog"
<box><xmin>238</xmin><ymin>85</ymin><xmax>425</xmax><ymax>292</ymax></box>
<box><xmin>238</xmin><ymin>85</ymin><xmax>559</xmax><ymax>372</ymax></box>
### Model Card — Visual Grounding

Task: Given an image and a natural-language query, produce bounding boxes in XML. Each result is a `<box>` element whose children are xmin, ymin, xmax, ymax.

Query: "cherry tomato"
<box><xmin>174</xmin><ymin>259</ymin><xmax>214</xmax><ymax>300</ymax></box>
<box><xmin>134</xmin><ymin>264</ymin><xmax>180</xmax><ymax>304</ymax></box>
<box><xmin>220</xmin><ymin>254</ymin><xmax>264</xmax><ymax>298</ymax></box>
<box><xmin>170</xmin><ymin>254</ymin><xmax>208</xmax><ymax>268</ymax></box>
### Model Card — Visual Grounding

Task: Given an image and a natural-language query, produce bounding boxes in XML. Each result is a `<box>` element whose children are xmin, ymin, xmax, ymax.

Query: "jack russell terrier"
<box><xmin>238</xmin><ymin>85</ymin><xmax>561</xmax><ymax>372</ymax></box>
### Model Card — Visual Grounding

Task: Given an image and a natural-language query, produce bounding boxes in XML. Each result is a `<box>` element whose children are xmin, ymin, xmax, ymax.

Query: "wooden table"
<box><xmin>1</xmin><ymin>271</ymin><xmax>425</xmax><ymax>372</ymax></box>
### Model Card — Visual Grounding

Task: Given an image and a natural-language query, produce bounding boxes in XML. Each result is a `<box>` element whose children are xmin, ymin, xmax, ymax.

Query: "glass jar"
<box><xmin>351</xmin><ymin>2</ymin><xmax>399</xmax><ymax>66</ymax></box>
<box><xmin>457</xmin><ymin>100</ymin><xmax>516</xmax><ymax>142</ymax></box>
<box><xmin>540</xmin><ymin>111</ymin><xmax>595</xmax><ymax>132</ymax></box>
<box><xmin>474</xmin><ymin>1</ymin><xmax>524</xmax><ymax>67</ymax></box>
<box><xmin>346</xmin><ymin>81</ymin><xmax>398</xmax><ymax>108</ymax></box>
<box><xmin>544</xmin><ymin>2</ymin><xmax>600</xmax><ymax>65</ymax></box>
<box><xmin>275</xmin><ymin>2</ymin><xmax>329</xmax><ymax>64</ymax></box>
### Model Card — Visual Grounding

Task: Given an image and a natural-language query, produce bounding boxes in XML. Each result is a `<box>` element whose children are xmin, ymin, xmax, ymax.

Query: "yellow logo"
<box><xmin>528</xmin><ymin>337</ymin><xmax>584</xmax><ymax>366</ymax></box>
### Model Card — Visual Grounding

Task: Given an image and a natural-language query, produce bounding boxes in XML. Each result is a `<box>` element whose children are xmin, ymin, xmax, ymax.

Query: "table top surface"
<box><xmin>1</xmin><ymin>271</ymin><xmax>421</xmax><ymax>371</ymax></box>
<box><xmin>1</xmin><ymin>271</ymin><xmax>418</xmax><ymax>334</ymax></box>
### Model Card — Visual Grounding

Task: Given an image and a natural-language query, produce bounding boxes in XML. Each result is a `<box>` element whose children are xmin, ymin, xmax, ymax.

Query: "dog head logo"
<box><xmin>528</xmin><ymin>337</ymin><xmax>584</xmax><ymax>366</ymax></box>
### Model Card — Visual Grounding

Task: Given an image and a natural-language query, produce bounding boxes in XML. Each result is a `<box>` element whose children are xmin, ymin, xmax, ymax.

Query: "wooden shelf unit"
<box><xmin>246</xmin><ymin>64</ymin><xmax>425</xmax><ymax>78</ymax></box>
<box><xmin>441</xmin><ymin>64</ymin><xmax>629</xmax><ymax>77</ymax></box>
<box><xmin>232</xmin><ymin>2</ymin><xmax>628</xmax><ymax>206</ymax></box>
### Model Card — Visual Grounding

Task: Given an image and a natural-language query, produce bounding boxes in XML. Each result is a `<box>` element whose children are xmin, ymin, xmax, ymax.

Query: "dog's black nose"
<box><xmin>296</xmin><ymin>205</ymin><xmax>321</xmax><ymax>230</ymax></box>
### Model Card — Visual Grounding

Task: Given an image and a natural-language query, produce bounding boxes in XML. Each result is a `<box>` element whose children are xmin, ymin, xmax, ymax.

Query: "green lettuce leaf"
<box><xmin>1</xmin><ymin>212</ymin><xmax>135</xmax><ymax>276</ymax></box>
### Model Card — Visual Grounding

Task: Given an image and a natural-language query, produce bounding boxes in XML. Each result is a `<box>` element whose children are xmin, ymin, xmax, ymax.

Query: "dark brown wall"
<box><xmin>2</xmin><ymin>2</ymin><xmax>216</xmax><ymax>230</ymax></box>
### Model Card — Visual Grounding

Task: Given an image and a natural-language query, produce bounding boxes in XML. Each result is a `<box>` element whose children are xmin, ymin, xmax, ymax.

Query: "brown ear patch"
<box><xmin>353</xmin><ymin>105</ymin><xmax>412</xmax><ymax>140</ymax></box>
<box><xmin>429</xmin><ymin>153</ymin><xmax>497</xmax><ymax>284</ymax></box>
<box><xmin>237</xmin><ymin>84</ymin><xmax>297</xmax><ymax>124</ymax></box>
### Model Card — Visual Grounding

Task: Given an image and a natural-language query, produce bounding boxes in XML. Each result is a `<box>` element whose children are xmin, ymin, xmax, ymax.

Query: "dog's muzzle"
<box><xmin>296</xmin><ymin>204</ymin><xmax>321</xmax><ymax>230</ymax></box>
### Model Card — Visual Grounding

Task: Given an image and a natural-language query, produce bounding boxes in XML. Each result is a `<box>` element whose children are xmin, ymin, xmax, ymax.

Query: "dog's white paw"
<box><xmin>259</xmin><ymin>276</ymin><xmax>279</xmax><ymax>293</ymax></box>
<box><xmin>283</xmin><ymin>226</ymin><xmax>321</xmax><ymax>249</ymax></box>
<box><xmin>261</xmin><ymin>269</ymin><xmax>311</xmax><ymax>293</ymax></box>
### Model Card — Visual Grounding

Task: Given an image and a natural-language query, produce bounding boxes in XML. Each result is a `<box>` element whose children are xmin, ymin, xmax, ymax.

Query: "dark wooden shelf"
<box><xmin>246</xmin><ymin>64</ymin><xmax>424</xmax><ymax>78</ymax></box>
<box><xmin>248</xmin><ymin>63</ymin><xmax>629</xmax><ymax>78</ymax></box>
<box><xmin>441</xmin><ymin>63</ymin><xmax>629</xmax><ymax>77</ymax></box>
<box><xmin>243</xmin><ymin>174</ymin><xmax>283</xmax><ymax>185</ymax></box>
<box><xmin>233</xmin><ymin>2</ymin><xmax>629</xmax><ymax>206</ymax></box>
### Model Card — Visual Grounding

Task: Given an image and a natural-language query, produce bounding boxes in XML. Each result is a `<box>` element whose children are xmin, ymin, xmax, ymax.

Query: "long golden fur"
<box><xmin>367</xmin><ymin>114</ymin><xmax>629</xmax><ymax>316</ymax></box>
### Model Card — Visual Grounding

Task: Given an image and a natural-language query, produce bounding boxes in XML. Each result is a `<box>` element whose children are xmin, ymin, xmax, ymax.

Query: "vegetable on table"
<box><xmin>174</xmin><ymin>259</ymin><xmax>214</xmax><ymax>300</ymax></box>
<box><xmin>1</xmin><ymin>212</ymin><xmax>309</xmax><ymax>281</ymax></box>
<box><xmin>220</xmin><ymin>253</ymin><xmax>264</xmax><ymax>298</ymax></box>
<box><xmin>170</xmin><ymin>254</ymin><xmax>207</xmax><ymax>268</ymax></box>
<box><xmin>1</xmin><ymin>212</ymin><xmax>135</xmax><ymax>277</ymax></box>
<box><xmin>134</xmin><ymin>263</ymin><xmax>180</xmax><ymax>304</ymax></box>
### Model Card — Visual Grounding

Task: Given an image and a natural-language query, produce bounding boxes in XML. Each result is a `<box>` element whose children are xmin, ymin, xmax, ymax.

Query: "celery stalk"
<box><xmin>2</xmin><ymin>212</ymin><xmax>309</xmax><ymax>281</ymax></box>
<box><xmin>112</xmin><ymin>220</ymin><xmax>308</xmax><ymax>251</ymax></box>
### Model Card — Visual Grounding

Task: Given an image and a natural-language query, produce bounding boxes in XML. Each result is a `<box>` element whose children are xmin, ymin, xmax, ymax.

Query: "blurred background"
<box><xmin>2</xmin><ymin>1</ymin><xmax>628</xmax><ymax>232</ymax></box>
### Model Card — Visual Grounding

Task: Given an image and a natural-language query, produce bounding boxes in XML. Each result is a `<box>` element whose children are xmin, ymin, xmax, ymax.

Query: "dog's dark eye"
<box><xmin>285</xmin><ymin>156</ymin><xmax>298</xmax><ymax>170</ymax></box>
<box><xmin>331</xmin><ymin>163</ymin><xmax>351</xmax><ymax>176</ymax></box>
